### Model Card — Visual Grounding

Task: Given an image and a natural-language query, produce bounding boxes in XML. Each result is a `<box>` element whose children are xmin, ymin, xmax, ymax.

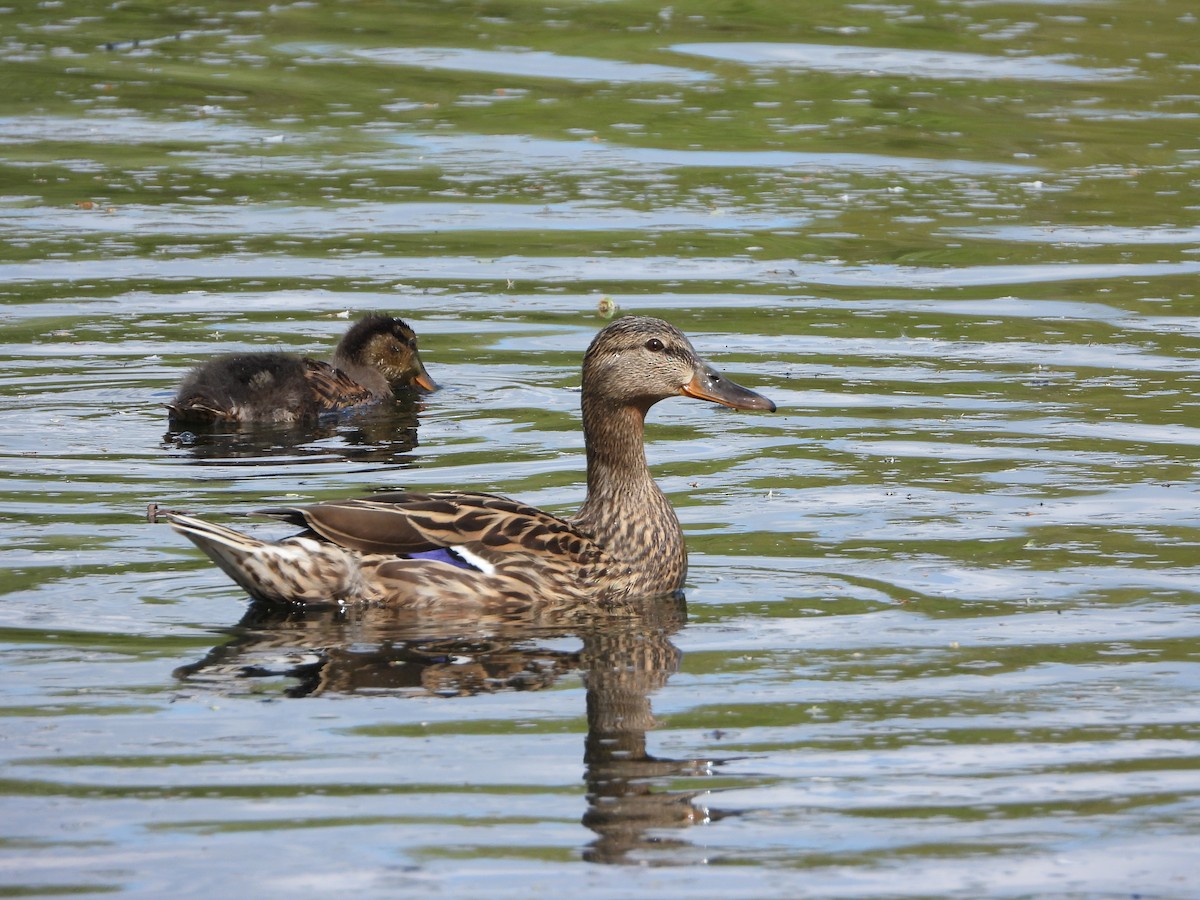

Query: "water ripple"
<box><xmin>2</xmin><ymin>201</ymin><xmax>806</xmax><ymax>236</ymax></box>
<box><xmin>5</xmin><ymin>255</ymin><xmax>1198</xmax><ymax>287</ymax></box>
<box><xmin>672</xmin><ymin>42</ymin><xmax>1135</xmax><ymax>82</ymax></box>
<box><xmin>342</xmin><ymin>46</ymin><xmax>713</xmax><ymax>84</ymax></box>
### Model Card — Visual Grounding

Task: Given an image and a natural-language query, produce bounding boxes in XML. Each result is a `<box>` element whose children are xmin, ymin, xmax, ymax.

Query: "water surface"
<box><xmin>1</xmin><ymin>0</ymin><xmax>1198</xmax><ymax>896</ymax></box>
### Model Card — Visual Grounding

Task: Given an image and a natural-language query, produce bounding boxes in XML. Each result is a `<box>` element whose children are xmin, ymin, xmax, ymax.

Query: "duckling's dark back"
<box><xmin>168</xmin><ymin>352</ymin><xmax>321</xmax><ymax>425</ymax></box>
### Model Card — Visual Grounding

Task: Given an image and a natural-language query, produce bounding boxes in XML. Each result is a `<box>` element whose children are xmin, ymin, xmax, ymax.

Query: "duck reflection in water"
<box><xmin>175</xmin><ymin>597</ymin><xmax>739</xmax><ymax>864</ymax></box>
<box><xmin>578</xmin><ymin>611</ymin><xmax>739</xmax><ymax>864</ymax></box>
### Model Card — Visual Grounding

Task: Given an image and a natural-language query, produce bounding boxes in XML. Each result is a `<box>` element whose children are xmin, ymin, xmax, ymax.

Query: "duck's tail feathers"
<box><xmin>169</xmin><ymin>514</ymin><xmax>360</xmax><ymax>605</ymax></box>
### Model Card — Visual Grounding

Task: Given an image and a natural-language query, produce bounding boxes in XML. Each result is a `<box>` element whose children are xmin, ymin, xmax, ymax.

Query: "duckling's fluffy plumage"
<box><xmin>169</xmin><ymin>316</ymin><xmax>774</xmax><ymax>615</ymax></box>
<box><xmin>168</xmin><ymin>314</ymin><xmax>436</xmax><ymax>425</ymax></box>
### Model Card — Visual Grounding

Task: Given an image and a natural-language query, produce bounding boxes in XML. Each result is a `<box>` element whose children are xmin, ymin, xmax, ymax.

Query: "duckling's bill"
<box><xmin>413</xmin><ymin>359</ymin><xmax>438</xmax><ymax>392</ymax></box>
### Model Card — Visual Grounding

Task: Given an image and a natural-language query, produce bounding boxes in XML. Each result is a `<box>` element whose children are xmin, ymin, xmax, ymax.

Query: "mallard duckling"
<box><xmin>168</xmin><ymin>314</ymin><xmax>436</xmax><ymax>425</ymax></box>
<box><xmin>168</xmin><ymin>316</ymin><xmax>774</xmax><ymax>613</ymax></box>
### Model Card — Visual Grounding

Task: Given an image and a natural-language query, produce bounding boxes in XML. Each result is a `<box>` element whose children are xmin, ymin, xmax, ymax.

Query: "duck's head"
<box><xmin>582</xmin><ymin>316</ymin><xmax>775</xmax><ymax>413</ymax></box>
<box><xmin>336</xmin><ymin>314</ymin><xmax>438</xmax><ymax>391</ymax></box>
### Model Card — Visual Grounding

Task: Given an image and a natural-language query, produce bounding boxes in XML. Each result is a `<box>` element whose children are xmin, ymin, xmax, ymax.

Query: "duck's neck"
<box><xmin>573</xmin><ymin>399</ymin><xmax>686</xmax><ymax>596</ymax></box>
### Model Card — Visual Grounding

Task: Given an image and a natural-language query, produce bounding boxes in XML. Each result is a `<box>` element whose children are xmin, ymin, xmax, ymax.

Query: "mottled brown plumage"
<box><xmin>167</xmin><ymin>314</ymin><xmax>437</xmax><ymax>425</ymax></box>
<box><xmin>169</xmin><ymin>316</ymin><xmax>775</xmax><ymax>613</ymax></box>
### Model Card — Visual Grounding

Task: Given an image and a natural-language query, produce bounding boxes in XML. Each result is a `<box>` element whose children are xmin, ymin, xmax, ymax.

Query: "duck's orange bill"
<box><xmin>681</xmin><ymin>363</ymin><xmax>776</xmax><ymax>412</ymax></box>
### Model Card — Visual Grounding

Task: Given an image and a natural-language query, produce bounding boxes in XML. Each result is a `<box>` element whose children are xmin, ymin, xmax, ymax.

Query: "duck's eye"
<box><xmin>644</xmin><ymin>338</ymin><xmax>665</xmax><ymax>353</ymax></box>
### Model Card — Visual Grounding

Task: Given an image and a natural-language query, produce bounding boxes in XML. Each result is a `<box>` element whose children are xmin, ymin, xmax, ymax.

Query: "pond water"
<box><xmin>2</xmin><ymin>0</ymin><xmax>1199</xmax><ymax>896</ymax></box>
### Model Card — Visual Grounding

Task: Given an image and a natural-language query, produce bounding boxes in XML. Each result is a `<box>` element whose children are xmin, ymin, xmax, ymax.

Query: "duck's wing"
<box><xmin>303</xmin><ymin>359</ymin><xmax>374</xmax><ymax>410</ymax></box>
<box><xmin>257</xmin><ymin>490</ymin><xmax>607</xmax><ymax>568</ymax></box>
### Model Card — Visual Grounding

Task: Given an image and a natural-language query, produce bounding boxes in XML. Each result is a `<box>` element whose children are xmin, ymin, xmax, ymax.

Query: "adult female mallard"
<box><xmin>168</xmin><ymin>316</ymin><xmax>774</xmax><ymax>613</ymax></box>
<box><xmin>167</xmin><ymin>313</ymin><xmax>437</xmax><ymax>425</ymax></box>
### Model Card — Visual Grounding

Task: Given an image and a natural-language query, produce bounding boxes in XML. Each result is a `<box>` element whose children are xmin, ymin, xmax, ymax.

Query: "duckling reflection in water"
<box><xmin>167</xmin><ymin>313</ymin><xmax>437</xmax><ymax>426</ymax></box>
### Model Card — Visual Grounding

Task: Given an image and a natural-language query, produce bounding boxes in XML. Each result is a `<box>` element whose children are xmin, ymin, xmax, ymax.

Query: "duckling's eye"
<box><xmin>644</xmin><ymin>338</ymin><xmax>665</xmax><ymax>353</ymax></box>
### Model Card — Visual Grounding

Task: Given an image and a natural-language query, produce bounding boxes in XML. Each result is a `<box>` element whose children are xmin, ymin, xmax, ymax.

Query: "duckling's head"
<box><xmin>334</xmin><ymin>314</ymin><xmax>437</xmax><ymax>392</ymax></box>
<box><xmin>582</xmin><ymin>316</ymin><xmax>775</xmax><ymax>413</ymax></box>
